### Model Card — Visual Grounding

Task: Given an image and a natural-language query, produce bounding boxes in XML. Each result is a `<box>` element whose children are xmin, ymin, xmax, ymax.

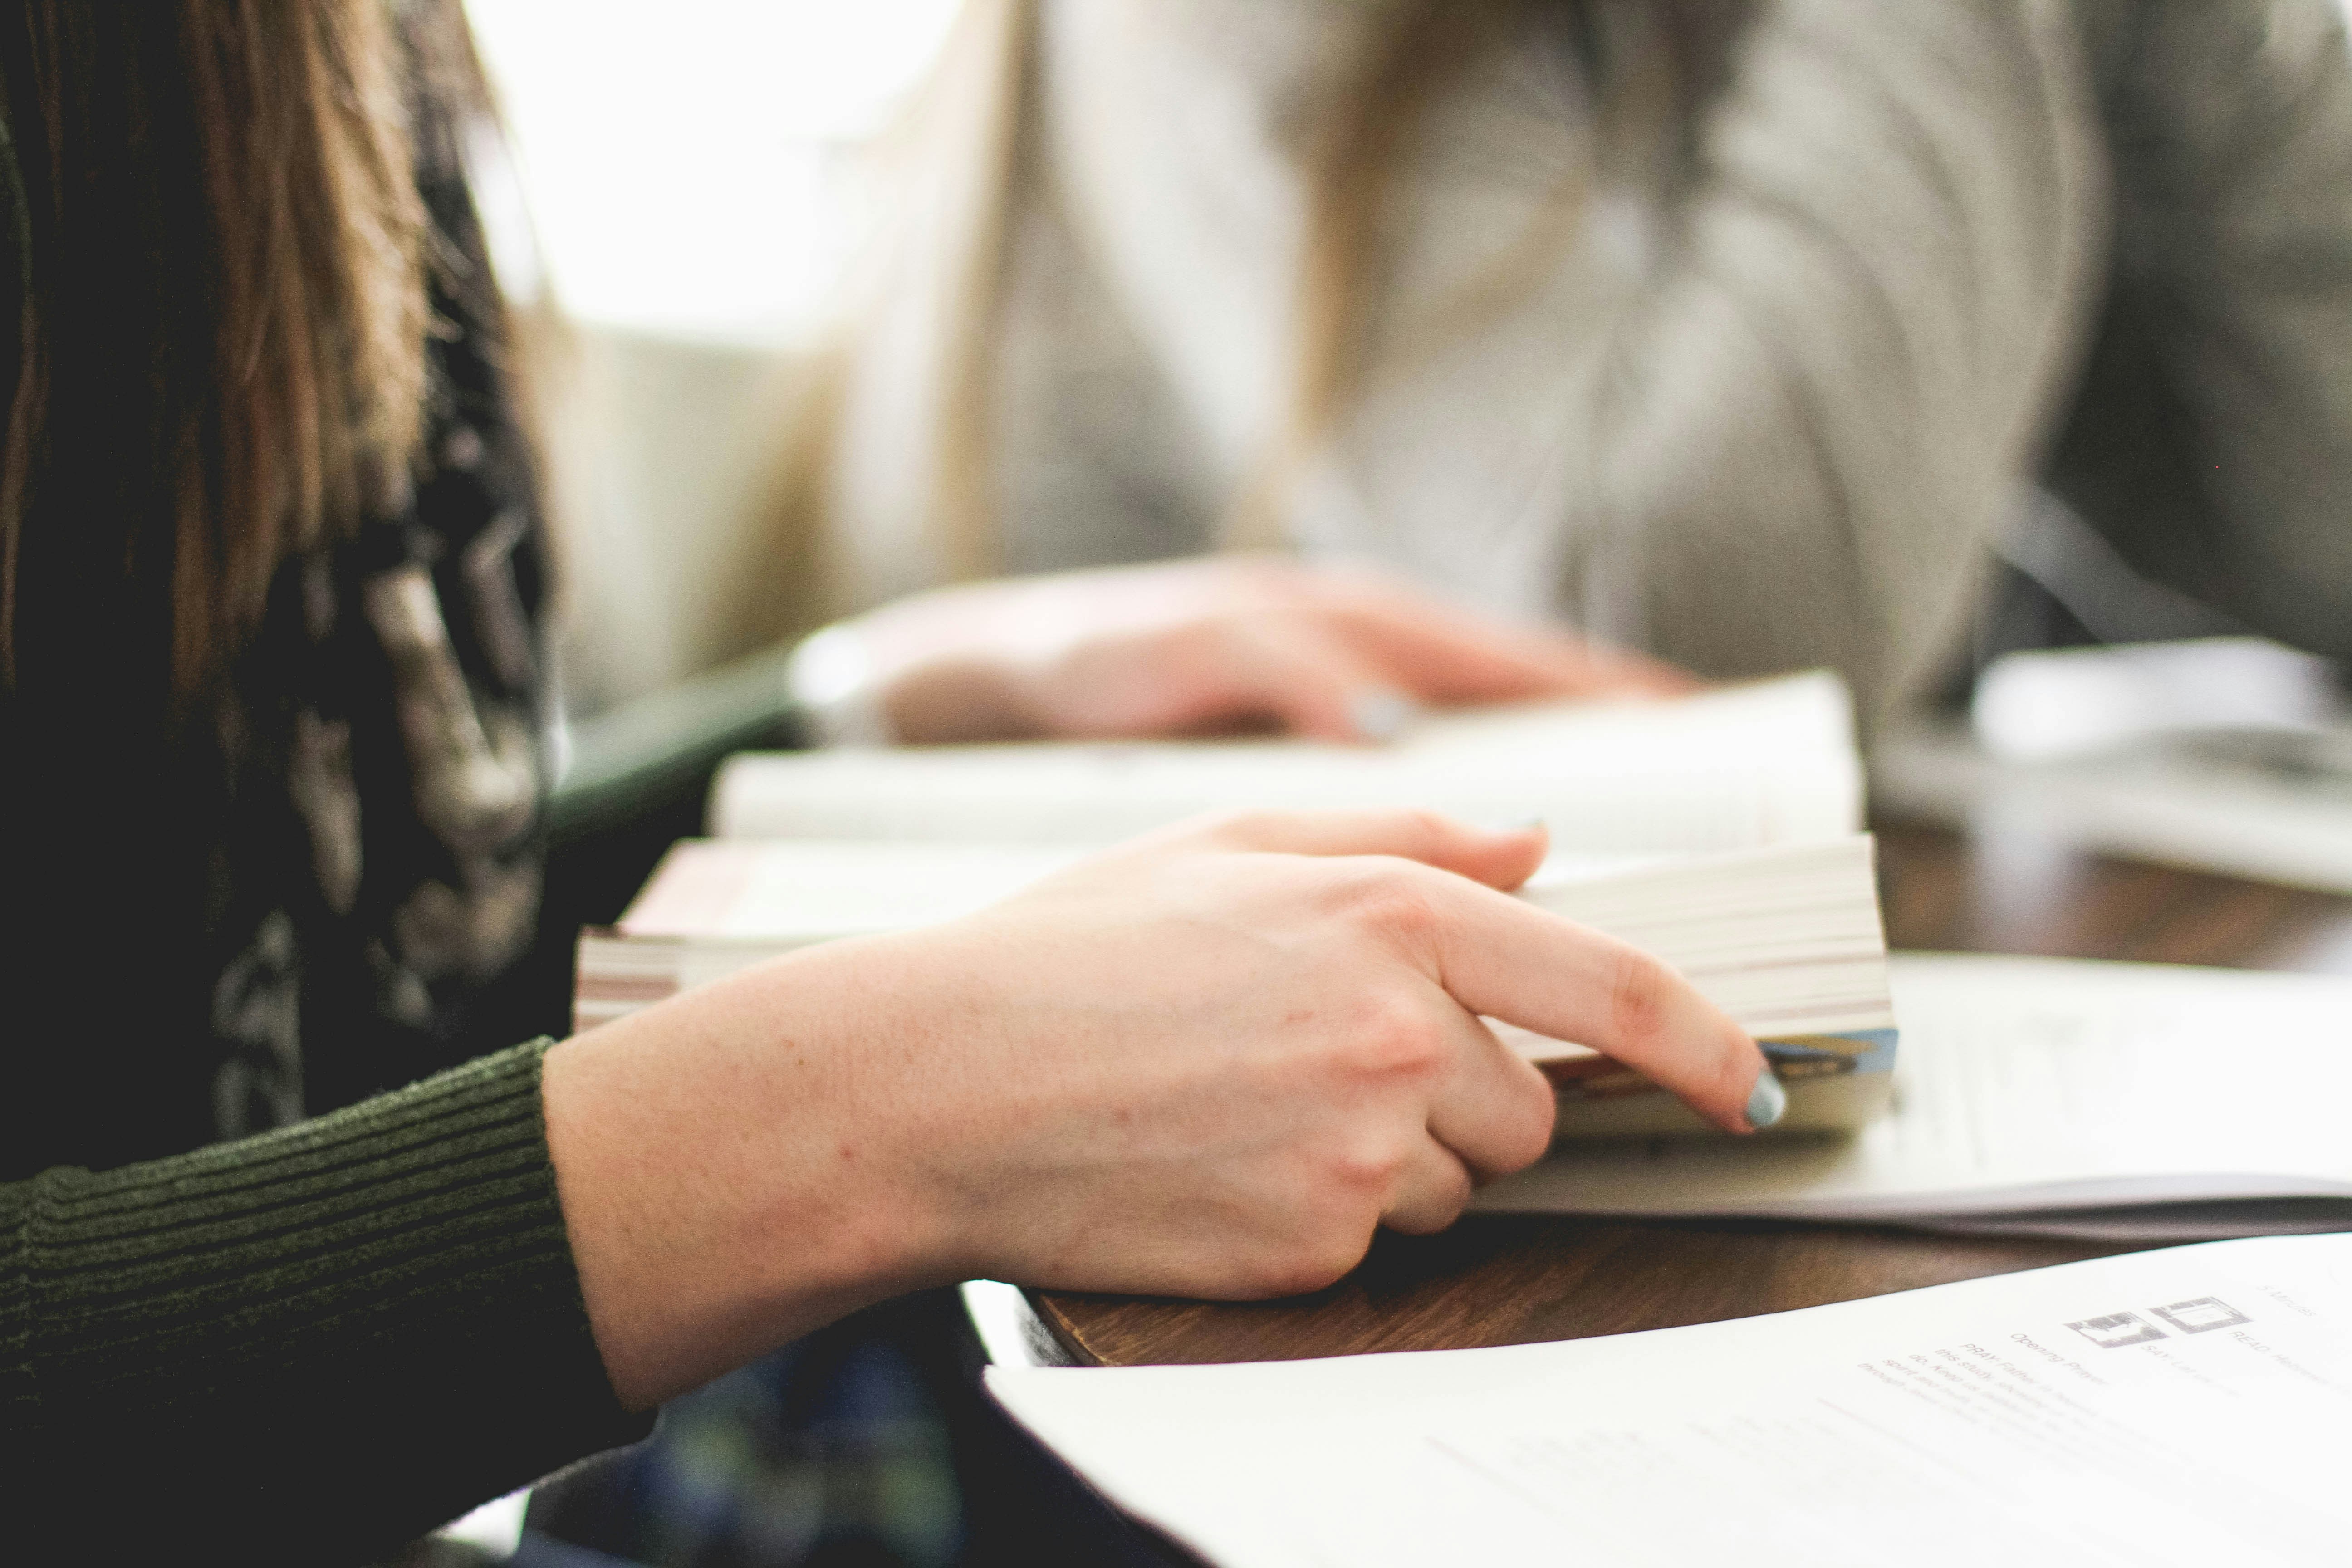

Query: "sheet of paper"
<box><xmin>1474</xmin><ymin>954</ymin><xmax>2352</xmax><ymax>1220</ymax></box>
<box><xmin>988</xmin><ymin>1233</ymin><xmax>2352</xmax><ymax>1567</ymax></box>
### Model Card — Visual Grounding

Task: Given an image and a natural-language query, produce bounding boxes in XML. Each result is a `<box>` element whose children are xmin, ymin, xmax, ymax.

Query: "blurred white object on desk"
<box><xmin>1874</xmin><ymin>637</ymin><xmax>2352</xmax><ymax>891</ymax></box>
<box><xmin>1970</xmin><ymin>636</ymin><xmax>2342</xmax><ymax>762</ymax></box>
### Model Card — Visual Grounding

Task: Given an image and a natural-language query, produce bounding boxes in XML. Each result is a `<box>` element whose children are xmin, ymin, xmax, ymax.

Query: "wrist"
<box><xmin>540</xmin><ymin>946</ymin><xmax>959</xmax><ymax>1408</ymax></box>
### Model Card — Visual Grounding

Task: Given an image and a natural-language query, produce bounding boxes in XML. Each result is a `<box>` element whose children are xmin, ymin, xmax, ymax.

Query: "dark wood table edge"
<box><xmin>1022</xmin><ymin>821</ymin><xmax>2352</xmax><ymax>1368</ymax></box>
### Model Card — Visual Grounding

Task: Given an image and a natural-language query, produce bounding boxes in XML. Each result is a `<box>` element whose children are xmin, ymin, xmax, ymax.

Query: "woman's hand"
<box><xmin>543</xmin><ymin>811</ymin><xmax>1767</xmax><ymax>1409</ymax></box>
<box><xmin>796</xmin><ymin>556</ymin><xmax>1695</xmax><ymax>745</ymax></box>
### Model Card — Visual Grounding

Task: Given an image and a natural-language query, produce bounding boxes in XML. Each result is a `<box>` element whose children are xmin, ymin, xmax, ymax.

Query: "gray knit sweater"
<box><xmin>818</xmin><ymin>0</ymin><xmax>2352</xmax><ymax>720</ymax></box>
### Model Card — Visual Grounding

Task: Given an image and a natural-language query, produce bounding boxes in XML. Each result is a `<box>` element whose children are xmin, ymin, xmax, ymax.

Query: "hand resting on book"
<box><xmin>543</xmin><ymin>811</ymin><xmax>1770</xmax><ymax>1408</ymax></box>
<box><xmin>792</xmin><ymin>555</ymin><xmax>1694</xmax><ymax>745</ymax></box>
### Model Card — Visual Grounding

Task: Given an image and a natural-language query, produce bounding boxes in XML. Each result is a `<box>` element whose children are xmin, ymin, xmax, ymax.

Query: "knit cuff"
<box><xmin>3</xmin><ymin>1040</ymin><xmax>653</xmax><ymax>1563</ymax></box>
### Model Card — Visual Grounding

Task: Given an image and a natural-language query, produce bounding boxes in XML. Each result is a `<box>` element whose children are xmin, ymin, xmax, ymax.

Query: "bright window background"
<box><xmin>465</xmin><ymin>0</ymin><xmax>962</xmax><ymax>344</ymax></box>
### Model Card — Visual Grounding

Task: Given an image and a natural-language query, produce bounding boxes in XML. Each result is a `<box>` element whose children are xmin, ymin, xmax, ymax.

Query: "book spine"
<box><xmin>1540</xmin><ymin>1027</ymin><xmax>1897</xmax><ymax>1102</ymax></box>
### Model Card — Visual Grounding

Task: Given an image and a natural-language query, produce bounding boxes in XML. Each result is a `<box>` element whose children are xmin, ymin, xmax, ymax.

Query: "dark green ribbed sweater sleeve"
<box><xmin>0</xmin><ymin>1040</ymin><xmax>653</xmax><ymax>1564</ymax></box>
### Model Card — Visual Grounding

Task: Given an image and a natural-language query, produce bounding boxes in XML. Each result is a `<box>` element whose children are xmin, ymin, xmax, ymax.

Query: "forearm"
<box><xmin>543</xmin><ymin>812</ymin><xmax>1764</xmax><ymax>1417</ymax></box>
<box><xmin>0</xmin><ymin>1042</ymin><xmax>647</xmax><ymax>1566</ymax></box>
<box><xmin>1560</xmin><ymin>0</ymin><xmax>2103</xmax><ymax>717</ymax></box>
<box><xmin>542</xmin><ymin>938</ymin><xmax>960</xmax><ymax>1410</ymax></box>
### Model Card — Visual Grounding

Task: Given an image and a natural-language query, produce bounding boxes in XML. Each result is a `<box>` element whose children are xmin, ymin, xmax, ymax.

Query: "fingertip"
<box><xmin>1742</xmin><ymin>1066</ymin><xmax>1787</xmax><ymax>1133</ymax></box>
<box><xmin>1468</xmin><ymin>817</ymin><xmax>1548</xmax><ymax>891</ymax></box>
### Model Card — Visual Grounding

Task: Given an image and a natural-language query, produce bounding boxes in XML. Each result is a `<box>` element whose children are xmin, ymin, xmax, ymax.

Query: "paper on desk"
<box><xmin>1472</xmin><ymin>953</ymin><xmax>2352</xmax><ymax>1232</ymax></box>
<box><xmin>988</xmin><ymin>1234</ymin><xmax>2352</xmax><ymax>1567</ymax></box>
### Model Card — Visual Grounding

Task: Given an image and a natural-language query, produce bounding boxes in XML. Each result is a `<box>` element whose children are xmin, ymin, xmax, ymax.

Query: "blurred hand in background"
<box><xmin>793</xmin><ymin>556</ymin><xmax>1699</xmax><ymax>746</ymax></box>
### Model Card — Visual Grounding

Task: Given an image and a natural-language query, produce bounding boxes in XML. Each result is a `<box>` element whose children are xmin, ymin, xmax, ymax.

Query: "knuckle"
<box><xmin>1328</xmin><ymin>862</ymin><xmax>1443</xmax><ymax>944</ymax></box>
<box><xmin>1238</xmin><ymin>1203</ymin><xmax>1376</xmax><ymax>1298</ymax></box>
<box><xmin>1282</xmin><ymin>1228</ymin><xmax>1377</xmax><ymax>1297</ymax></box>
<box><xmin>1327</xmin><ymin>1132</ymin><xmax>1408</xmax><ymax>1196</ymax></box>
<box><xmin>1202</xmin><ymin>808</ymin><xmax>1292</xmax><ymax>848</ymax></box>
<box><xmin>1389</xmin><ymin>808</ymin><xmax>1453</xmax><ymax>859</ymax></box>
<box><xmin>1494</xmin><ymin>1078</ymin><xmax>1559</xmax><ymax>1172</ymax></box>
<box><xmin>1397</xmin><ymin>1165</ymin><xmax>1475</xmax><ymax>1237</ymax></box>
<box><xmin>1429</xmin><ymin>1161</ymin><xmax>1475</xmax><ymax>1223</ymax></box>
<box><xmin>1340</xmin><ymin>990</ymin><xmax>1449</xmax><ymax>1085</ymax></box>
<box><xmin>1255</xmin><ymin>1257</ymin><xmax>1345</xmax><ymax>1300</ymax></box>
<box><xmin>1605</xmin><ymin>946</ymin><xmax>1677</xmax><ymax>1055</ymax></box>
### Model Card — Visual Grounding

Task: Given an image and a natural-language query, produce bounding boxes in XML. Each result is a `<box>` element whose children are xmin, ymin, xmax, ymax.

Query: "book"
<box><xmin>985</xmin><ymin>1231</ymin><xmax>2352</xmax><ymax>1567</ymax></box>
<box><xmin>1475</xmin><ymin>953</ymin><xmax>2352</xmax><ymax>1238</ymax></box>
<box><xmin>575</xmin><ymin>833</ymin><xmax>1897</xmax><ymax>1138</ymax></box>
<box><xmin>710</xmin><ymin>671</ymin><xmax>1862</xmax><ymax>852</ymax></box>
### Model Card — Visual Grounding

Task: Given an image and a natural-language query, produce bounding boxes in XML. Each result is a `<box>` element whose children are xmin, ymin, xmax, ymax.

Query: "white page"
<box><xmin>1517</xmin><ymin>835</ymin><xmax>1892</xmax><ymax>1038</ymax></box>
<box><xmin>712</xmin><ymin>671</ymin><xmax>1860</xmax><ymax>850</ymax></box>
<box><xmin>988</xmin><ymin>1233</ymin><xmax>2352</xmax><ymax>1567</ymax></box>
<box><xmin>1475</xmin><ymin>953</ymin><xmax>2352</xmax><ymax>1221</ymax></box>
<box><xmin>619</xmin><ymin>840</ymin><xmax>1087</xmax><ymax>939</ymax></box>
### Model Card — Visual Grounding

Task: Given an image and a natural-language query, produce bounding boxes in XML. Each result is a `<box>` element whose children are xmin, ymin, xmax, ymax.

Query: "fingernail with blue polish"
<box><xmin>1745</xmin><ymin>1069</ymin><xmax>1786</xmax><ymax>1131</ymax></box>
<box><xmin>1349</xmin><ymin>687</ymin><xmax>1419</xmax><ymax>742</ymax></box>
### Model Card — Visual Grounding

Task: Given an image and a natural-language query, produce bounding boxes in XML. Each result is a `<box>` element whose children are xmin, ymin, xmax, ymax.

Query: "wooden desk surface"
<box><xmin>1030</xmin><ymin>821</ymin><xmax>2352</xmax><ymax>1367</ymax></box>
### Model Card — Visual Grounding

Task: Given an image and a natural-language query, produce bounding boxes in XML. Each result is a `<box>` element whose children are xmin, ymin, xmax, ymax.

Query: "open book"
<box><xmin>988</xmin><ymin>1232</ymin><xmax>2352</xmax><ymax>1567</ymax></box>
<box><xmin>576</xmin><ymin>833</ymin><xmax>1896</xmax><ymax>1138</ymax></box>
<box><xmin>1477</xmin><ymin>953</ymin><xmax>2352</xmax><ymax>1238</ymax></box>
<box><xmin>711</xmin><ymin>671</ymin><xmax>1861</xmax><ymax>851</ymax></box>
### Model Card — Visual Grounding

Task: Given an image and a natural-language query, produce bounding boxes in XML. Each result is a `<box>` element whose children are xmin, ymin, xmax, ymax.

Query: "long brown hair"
<box><xmin>0</xmin><ymin>0</ymin><xmax>461</xmax><ymax>707</ymax></box>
